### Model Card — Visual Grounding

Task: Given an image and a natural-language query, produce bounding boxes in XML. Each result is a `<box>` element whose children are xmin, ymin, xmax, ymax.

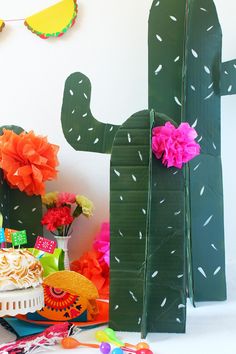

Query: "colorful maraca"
<box><xmin>104</xmin><ymin>328</ymin><xmax>124</xmax><ymax>346</ymax></box>
<box><xmin>125</xmin><ymin>342</ymin><xmax>150</xmax><ymax>350</ymax></box>
<box><xmin>61</xmin><ymin>337</ymin><xmax>100</xmax><ymax>349</ymax></box>
<box><xmin>100</xmin><ymin>342</ymin><xmax>111</xmax><ymax>354</ymax></box>
<box><xmin>95</xmin><ymin>330</ymin><xmax>124</xmax><ymax>347</ymax></box>
<box><xmin>111</xmin><ymin>348</ymin><xmax>124</xmax><ymax>354</ymax></box>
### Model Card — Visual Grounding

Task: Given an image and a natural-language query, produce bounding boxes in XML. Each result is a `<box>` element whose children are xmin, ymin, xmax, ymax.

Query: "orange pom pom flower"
<box><xmin>0</xmin><ymin>129</ymin><xmax>59</xmax><ymax>196</ymax></box>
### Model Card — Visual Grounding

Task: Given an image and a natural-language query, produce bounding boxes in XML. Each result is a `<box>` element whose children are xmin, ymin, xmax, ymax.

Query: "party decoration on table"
<box><xmin>152</xmin><ymin>122</ymin><xmax>200</xmax><ymax>168</ymax></box>
<box><xmin>0</xmin><ymin>228</ymin><xmax>5</xmax><ymax>243</ymax></box>
<box><xmin>100</xmin><ymin>342</ymin><xmax>112</xmax><ymax>354</ymax></box>
<box><xmin>34</xmin><ymin>236</ymin><xmax>57</xmax><ymax>254</ymax></box>
<box><xmin>95</xmin><ymin>329</ymin><xmax>124</xmax><ymax>347</ymax></box>
<box><xmin>11</xmin><ymin>230</ymin><xmax>27</xmax><ymax>247</ymax></box>
<box><xmin>61</xmin><ymin>336</ymin><xmax>100</xmax><ymax>349</ymax></box>
<box><xmin>61</xmin><ymin>0</ymin><xmax>235</xmax><ymax>337</ymax></box>
<box><xmin>26</xmin><ymin>270</ymin><xmax>99</xmax><ymax>323</ymax></box>
<box><xmin>0</xmin><ymin>322</ymin><xmax>73</xmax><ymax>354</ymax></box>
<box><xmin>4</xmin><ymin>228</ymin><xmax>17</xmax><ymax>243</ymax></box>
<box><xmin>71</xmin><ymin>222</ymin><xmax>110</xmax><ymax>299</ymax></box>
<box><xmin>28</xmin><ymin>247</ymin><xmax>65</xmax><ymax>277</ymax></box>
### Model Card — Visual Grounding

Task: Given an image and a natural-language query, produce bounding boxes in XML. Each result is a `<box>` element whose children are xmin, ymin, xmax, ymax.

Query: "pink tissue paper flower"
<box><xmin>152</xmin><ymin>122</ymin><xmax>200</xmax><ymax>169</ymax></box>
<box><xmin>93</xmin><ymin>222</ymin><xmax>110</xmax><ymax>266</ymax></box>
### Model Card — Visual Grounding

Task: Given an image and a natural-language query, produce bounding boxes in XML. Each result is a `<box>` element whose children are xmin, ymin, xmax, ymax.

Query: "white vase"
<box><xmin>54</xmin><ymin>235</ymin><xmax>71</xmax><ymax>270</ymax></box>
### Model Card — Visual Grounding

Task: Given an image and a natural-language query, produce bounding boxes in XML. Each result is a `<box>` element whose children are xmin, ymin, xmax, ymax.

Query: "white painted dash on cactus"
<box><xmin>191</xmin><ymin>49</ymin><xmax>198</xmax><ymax>58</ymax></box>
<box><xmin>155</xmin><ymin>1</ymin><xmax>160</xmax><ymax>6</ymax></box>
<box><xmin>78</xmin><ymin>79</ymin><xmax>83</xmax><ymax>84</ymax></box>
<box><xmin>170</xmin><ymin>16</ymin><xmax>177</xmax><ymax>22</ymax></box>
<box><xmin>203</xmin><ymin>215</ymin><xmax>213</xmax><ymax>227</ymax></box>
<box><xmin>138</xmin><ymin>317</ymin><xmax>141</xmax><ymax>325</ymax></box>
<box><xmin>198</xmin><ymin>267</ymin><xmax>207</xmax><ymax>278</ymax></box>
<box><xmin>152</xmin><ymin>270</ymin><xmax>158</xmax><ymax>278</ymax></box>
<box><xmin>224</xmin><ymin>71</ymin><xmax>228</xmax><ymax>75</ymax></box>
<box><xmin>212</xmin><ymin>142</ymin><xmax>217</xmax><ymax>150</ymax></box>
<box><xmin>120</xmin><ymin>196</ymin><xmax>123</xmax><ymax>201</ymax></box>
<box><xmin>132</xmin><ymin>174</ymin><xmax>137</xmax><ymax>182</ymax></box>
<box><xmin>178</xmin><ymin>304</ymin><xmax>185</xmax><ymax>309</ymax></box>
<box><xmin>114</xmin><ymin>169</ymin><xmax>120</xmax><ymax>177</ymax></box>
<box><xmin>207</xmin><ymin>25</ymin><xmax>214</xmax><ymax>31</ymax></box>
<box><xmin>139</xmin><ymin>231</ymin><xmax>143</xmax><ymax>240</ymax></box>
<box><xmin>32</xmin><ymin>208</ymin><xmax>37</xmax><ymax>212</ymax></box>
<box><xmin>156</xmin><ymin>34</ymin><xmax>163</xmax><ymax>42</ymax></box>
<box><xmin>160</xmin><ymin>298</ymin><xmax>167</xmax><ymax>307</ymax></box>
<box><xmin>138</xmin><ymin>151</ymin><xmax>143</xmax><ymax>161</ymax></box>
<box><xmin>160</xmin><ymin>199</ymin><xmax>165</xmax><ymax>204</ymax></box>
<box><xmin>204</xmin><ymin>92</ymin><xmax>214</xmax><ymax>100</ymax></box>
<box><xmin>72</xmin><ymin>109</ymin><xmax>75</xmax><ymax>114</ymax></box>
<box><xmin>14</xmin><ymin>205</ymin><xmax>20</xmax><ymax>210</ymax></box>
<box><xmin>167</xmin><ymin>226</ymin><xmax>173</xmax><ymax>229</ymax></box>
<box><xmin>234</xmin><ymin>64</ymin><xmax>236</xmax><ymax>69</ymax></box>
<box><xmin>82</xmin><ymin>113</ymin><xmax>88</xmax><ymax>117</ymax></box>
<box><xmin>176</xmin><ymin>318</ymin><xmax>181</xmax><ymax>323</ymax></box>
<box><xmin>174</xmin><ymin>210</ymin><xmax>181</xmax><ymax>215</ymax></box>
<box><xmin>174</xmin><ymin>96</ymin><xmax>182</xmax><ymax>106</ymax></box>
<box><xmin>211</xmin><ymin>244</ymin><xmax>218</xmax><ymax>251</ymax></box>
<box><xmin>200</xmin><ymin>7</ymin><xmax>207</xmax><ymax>12</ymax></box>
<box><xmin>129</xmin><ymin>291</ymin><xmax>138</xmax><ymax>302</ymax></box>
<box><xmin>93</xmin><ymin>138</ymin><xmax>99</xmax><ymax>144</ymax></box>
<box><xmin>118</xmin><ymin>230</ymin><xmax>124</xmax><ymax>237</ymax></box>
<box><xmin>213</xmin><ymin>267</ymin><xmax>221</xmax><ymax>276</ymax></box>
<box><xmin>68</xmin><ymin>128</ymin><xmax>73</xmax><ymax>133</ymax></box>
<box><xmin>69</xmin><ymin>89</ymin><xmax>73</xmax><ymax>95</ymax></box>
<box><xmin>115</xmin><ymin>257</ymin><xmax>120</xmax><ymax>263</ymax></box>
<box><xmin>18</xmin><ymin>220</ymin><xmax>23</xmax><ymax>224</ymax></box>
<box><xmin>77</xmin><ymin>135</ymin><xmax>81</xmax><ymax>142</ymax></box>
<box><xmin>191</xmin><ymin>119</ymin><xmax>198</xmax><ymax>128</ymax></box>
<box><xmin>198</xmin><ymin>136</ymin><xmax>203</xmax><ymax>143</ymax></box>
<box><xmin>204</xmin><ymin>66</ymin><xmax>211</xmax><ymax>74</ymax></box>
<box><xmin>127</xmin><ymin>133</ymin><xmax>131</xmax><ymax>143</ymax></box>
<box><xmin>191</xmin><ymin>85</ymin><xmax>196</xmax><ymax>91</ymax></box>
<box><xmin>83</xmin><ymin>93</ymin><xmax>88</xmax><ymax>99</ymax></box>
<box><xmin>142</xmin><ymin>208</ymin><xmax>146</xmax><ymax>215</ymax></box>
<box><xmin>88</xmin><ymin>128</ymin><xmax>94</xmax><ymax>131</ymax></box>
<box><xmin>155</xmin><ymin>64</ymin><xmax>163</xmax><ymax>75</ymax></box>
<box><xmin>177</xmin><ymin>274</ymin><xmax>183</xmax><ymax>278</ymax></box>
<box><xmin>110</xmin><ymin>126</ymin><xmax>114</xmax><ymax>131</ymax></box>
<box><xmin>208</xmin><ymin>82</ymin><xmax>214</xmax><ymax>89</ymax></box>
<box><xmin>171</xmin><ymin>250</ymin><xmax>176</xmax><ymax>254</ymax></box>
<box><xmin>228</xmin><ymin>85</ymin><xmax>233</xmax><ymax>92</ymax></box>
<box><xmin>114</xmin><ymin>305</ymin><xmax>119</xmax><ymax>310</ymax></box>
<box><xmin>193</xmin><ymin>162</ymin><xmax>201</xmax><ymax>171</ymax></box>
<box><xmin>173</xmin><ymin>170</ymin><xmax>178</xmax><ymax>175</ymax></box>
<box><xmin>200</xmin><ymin>186</ymin><xmax>205</xmax><ymax>196</ymax></box>
<box><xmin>174</xmin><ymin>56</ymin><xmax>180</xmax><ymax>62</ymax></box>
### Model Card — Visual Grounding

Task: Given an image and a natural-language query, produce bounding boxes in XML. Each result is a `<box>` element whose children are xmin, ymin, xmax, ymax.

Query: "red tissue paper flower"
<box><xmin>0</xmin><ymin>129</ymin><xmax>59</xmax><ymax>196</ymax></box>
<box><xmin>71</xmin><ymin>222</ymin><xmax>110</xmax><ymax>299</ymax></box>
<box><xmin>152</xmin><ymin>122</ymin><xmax>200</xmax><ymax>168</ymax></box>
<box><xmin>41</xmin><ymin>206</ymin><xmax>73</xmax><ymax>232</ymax></box>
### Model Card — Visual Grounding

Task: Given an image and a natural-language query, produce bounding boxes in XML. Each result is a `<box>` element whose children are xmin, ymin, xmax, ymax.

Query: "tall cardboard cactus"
<box><xmin>0</xmin><ymin>126</ymin><xmax>42</xmax><ymax>247</ymax></box>
<box><xmin>61</xmin><ymin>0</ymin><xmax>236</xmax><ymax>334</ymax></box>
<box><xmin>148</xmin><ymin>0</ymin><xmax>236</xmax><ymax>301</ymax></box>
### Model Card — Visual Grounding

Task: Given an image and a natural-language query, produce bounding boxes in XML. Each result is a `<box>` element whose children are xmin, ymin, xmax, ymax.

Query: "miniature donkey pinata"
<box><xmin>61</xmin><ymin>0</ymin><xmax>236</xmax><ymax>336</ymax></box>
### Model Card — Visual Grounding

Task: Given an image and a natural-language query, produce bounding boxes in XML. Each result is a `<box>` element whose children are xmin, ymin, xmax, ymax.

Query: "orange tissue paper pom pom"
<box><xmin>0</xmin><ymin>129</ymin><xmax>59</xmax><ymax>196</ymax></box>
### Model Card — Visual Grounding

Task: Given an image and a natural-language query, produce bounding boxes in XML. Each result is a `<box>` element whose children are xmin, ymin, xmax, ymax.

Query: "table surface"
<box><xmin>3</xmin><ymin>263</ymin><xmax>236</xmax><ymax>354</ymax></box>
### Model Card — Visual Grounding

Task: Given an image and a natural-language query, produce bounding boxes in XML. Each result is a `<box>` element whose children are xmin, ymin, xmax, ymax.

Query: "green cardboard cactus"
<box><xmin>61</xmin><ymin>0</ymin><xmax>236</xmax><ymax>334</ymax></box>
<box><xmin>0</xmin><ymin>125</ymin><xmax>42</xmax><ymax>247</ymax></box>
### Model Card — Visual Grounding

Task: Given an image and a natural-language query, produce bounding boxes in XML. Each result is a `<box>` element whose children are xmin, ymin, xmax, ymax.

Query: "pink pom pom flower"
<box><xmin>152</xmin><ymin>122</ymin><xmax>200</xmax><ymax>169</ymax></box>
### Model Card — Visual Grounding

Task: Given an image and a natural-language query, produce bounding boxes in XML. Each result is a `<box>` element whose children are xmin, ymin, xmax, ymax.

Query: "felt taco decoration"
<box><xmin>27</xmin><ymin>270</ymin><xmax>99</xmax><ymax>322</ymax></box>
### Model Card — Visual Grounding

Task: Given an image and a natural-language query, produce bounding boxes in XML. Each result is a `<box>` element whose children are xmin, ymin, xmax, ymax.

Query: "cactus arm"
<box><xmin>0</xmin><ymin>125</ymin><xmax>42</xmax><ymax>247</ymax></box>
<box><xmin>61</xmin><ymin>72</ymin><xmax>120</xmax><ymax>154</ymax></box>
<box><xmin>221</xmin><ymin>59</ymin><xmax>236</xmax><ymax>95</ymax></box>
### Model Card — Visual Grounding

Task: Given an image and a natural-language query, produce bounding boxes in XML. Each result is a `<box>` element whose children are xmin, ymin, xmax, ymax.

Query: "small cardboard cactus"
<box><xmin>0</xmin><ymin>126</ymin><xmax>42</xmax><ymax>247</ymax></box>
<box><xmin>61</xmin><ymin>0</ymin><xmax>236</xmax><ymax>335</ymax></box>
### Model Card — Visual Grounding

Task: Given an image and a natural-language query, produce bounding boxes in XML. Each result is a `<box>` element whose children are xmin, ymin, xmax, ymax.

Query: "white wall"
<box><xmin>0</xmin><ymin>0</ymin><xmax>235</xmax><ymax>267</ymax></box>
